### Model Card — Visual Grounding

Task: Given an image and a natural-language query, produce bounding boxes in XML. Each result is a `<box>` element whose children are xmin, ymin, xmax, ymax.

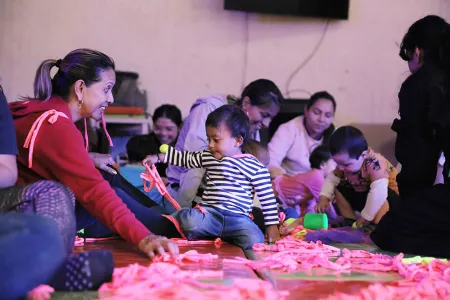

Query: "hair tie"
<box><xmin>55</xmin><ymin>59</ymin><xmax>62</xmax><ymax>68</ymax></box>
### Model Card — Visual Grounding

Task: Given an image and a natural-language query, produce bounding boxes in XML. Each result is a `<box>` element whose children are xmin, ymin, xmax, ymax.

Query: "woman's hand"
<box><xmin>88</xmin><ymin>152</ymin><xmax>117</xmax><ymax>175</ymax></box>
<box><xmin>138</xmin><ymin>235</ymin><xmax>179</xmax><ymax>260</ymax></box>
<box><xmin>315</xmin><ymin>196</ymin><xmax>331</xmax><ymax>213</ymax></box>
<box><xmin>265</xmin><ymin>224</ymin><xmax>281</xmax><ymax>244</ymax></box>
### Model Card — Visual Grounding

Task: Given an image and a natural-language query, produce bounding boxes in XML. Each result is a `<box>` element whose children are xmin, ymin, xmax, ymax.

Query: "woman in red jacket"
<box><xmin>10</xmin><ymin>48</ymin><xmax>179</xmax><ymax>259</ymax></box>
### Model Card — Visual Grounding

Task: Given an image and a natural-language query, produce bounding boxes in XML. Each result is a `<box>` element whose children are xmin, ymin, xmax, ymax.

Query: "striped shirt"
<box><xmin>165</xmin><ymin>146</ymin><xmax>279</xmax><ymax>225</ymax></box>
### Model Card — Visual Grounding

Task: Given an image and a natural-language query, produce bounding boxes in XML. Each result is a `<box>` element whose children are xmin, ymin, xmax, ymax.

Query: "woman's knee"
<box><xmin>30</xmin><ymin>181</ymin><xmax>76</xmax><ymax>208</ymax></box>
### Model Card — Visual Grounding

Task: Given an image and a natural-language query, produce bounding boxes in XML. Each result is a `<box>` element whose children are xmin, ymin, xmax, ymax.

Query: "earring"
<box><xmin>77</xmin><ymin>100</ymin><xmax>83</xmax><ymax>109</ymax></box>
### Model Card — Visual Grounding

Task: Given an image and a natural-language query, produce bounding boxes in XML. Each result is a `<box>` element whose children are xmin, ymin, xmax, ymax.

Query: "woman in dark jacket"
<box><xmin>371</xmin><ymin>15</ymin><xmax>450</xmax><ymax>257</ymax></box>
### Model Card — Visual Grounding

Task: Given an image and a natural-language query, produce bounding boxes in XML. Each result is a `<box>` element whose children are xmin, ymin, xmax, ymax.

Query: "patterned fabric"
<box><xmin>0</xmin><ymin>180</ymin><xmax>76</xmax><ymax>254</ymax></box>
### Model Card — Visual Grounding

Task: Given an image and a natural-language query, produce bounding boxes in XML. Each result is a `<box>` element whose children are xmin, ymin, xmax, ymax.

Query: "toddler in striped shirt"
<box><xmin>144</xmin><ymin>105</ymin><xmax>280</xmax><ymax>250</ymax></box>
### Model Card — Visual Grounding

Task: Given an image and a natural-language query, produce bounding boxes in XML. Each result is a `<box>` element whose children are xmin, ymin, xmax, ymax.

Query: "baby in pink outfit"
<box><xmin>272</xmin><ymin>146</ymin><xmax>336</xmax><ymax>216</ymax></box>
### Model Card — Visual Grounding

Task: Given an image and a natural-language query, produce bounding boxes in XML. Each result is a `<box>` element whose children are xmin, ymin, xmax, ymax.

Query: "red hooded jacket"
<box><xmin>10</xmin><ymin>96</ymin><xmax>150</xmax><ymax>245</ymax></box>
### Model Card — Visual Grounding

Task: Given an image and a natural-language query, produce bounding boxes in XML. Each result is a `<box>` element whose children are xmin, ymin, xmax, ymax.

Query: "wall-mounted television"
<box><xmin>224</xmin><ymin>0</ymin><xmax>350</xmax><ymax>20</ymax></box>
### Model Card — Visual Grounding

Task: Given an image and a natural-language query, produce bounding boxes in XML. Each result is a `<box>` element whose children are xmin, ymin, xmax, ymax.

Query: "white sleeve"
<box><xmin>438</xmin><ymin>152</ymin><xmax>446</xmax><ymax>167</ymax></box>
<box><xmin>173</xmin><ymin>102</ymin><xmax>214</xmax><ymax>207</ymax></box>
<box><xmin>319</xmin><ymin>172</ymin><xmax>341</xmax><ymax>200</ymax></box>
<box><xmin>360</xmin><ymin>178</ymin><xmax>389</xmax><ymax>221</ymax></box>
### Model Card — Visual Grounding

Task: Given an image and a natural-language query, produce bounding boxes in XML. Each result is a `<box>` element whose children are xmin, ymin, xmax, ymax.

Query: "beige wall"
<box><xmin>1</xmin><ymin>0</ymin><xmax>449</xmax><ymax>127</ymax></box>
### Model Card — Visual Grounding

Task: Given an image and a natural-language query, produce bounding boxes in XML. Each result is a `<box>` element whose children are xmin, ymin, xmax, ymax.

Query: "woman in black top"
<box><xmin>371</xmin><ymin>15</ymin><xmax>450</xmax><ymax>257</ymax></box>
<box><xmin>392</xmin><ymin>15</ymin><xmax>450</xmax><ymax>197</ymax></box>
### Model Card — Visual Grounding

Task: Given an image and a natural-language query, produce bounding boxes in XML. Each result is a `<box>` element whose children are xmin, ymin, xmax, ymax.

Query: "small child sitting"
<box><xmin>143</xmin><ymin>105</ymin><xmax>280</xmax><ymax>250</ymax></box>
<box><xmin>120</xmin><ymin>137</ymin><xmax>167</xmax><ymax>209</ymax></box>
<box><xmin>316</xmin><ymin>126</ymin><xmax>400</xmax><ymax>228</ymax></box>
<box><xmin>273</xmin><ymin>145</ymin><xmax>336</xmax><ymax>220</ymax></box>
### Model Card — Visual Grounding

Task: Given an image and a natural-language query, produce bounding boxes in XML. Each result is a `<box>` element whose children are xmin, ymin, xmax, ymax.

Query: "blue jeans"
<box><xmin>0</xmin><ymin>213</ymin><xmax>65</xmax><ymax>299</ymax></box>
<box><xmin>77</xmin><ymin>187</ymin><xmax>180</xmax><ymax>239</ymax></box>
<box><xmin>171</xmin><ymin>205</ymin><xmax>264</xmax><ymax>250</ymax></box>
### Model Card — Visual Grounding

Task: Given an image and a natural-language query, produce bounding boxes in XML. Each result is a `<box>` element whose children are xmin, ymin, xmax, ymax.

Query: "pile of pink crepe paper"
<box><xmin>29</xmin><ymin>232</ymin><xmax>450</xmax><ymax>300</ymax></box>
<box><xmin>222</xmin><ymin>236</ymin><xmax>342</xmax><ymax>272</ymax></box>
<box><xmin>28</xmin><ymin>285</ymin><xmax>54</xmax><ymax>300</ymax></box>
<box><xmin>98</xmin><ymin>261</ymin><xmax>288</xmax><ymax>299</ymax></box>
<box><xmin>320</xmin><ymin>251</ymin><xmax>450</xmax><ymax>299</ymax></box>
<box><xmin>153</xmin><ymin>249</ymin><xmax>219</xmax><ymax>264</ymax></box>
<box><xmin>228</xmin><ymin>238</ymin><xmax>450</xmax><ymax>299</ymax></box>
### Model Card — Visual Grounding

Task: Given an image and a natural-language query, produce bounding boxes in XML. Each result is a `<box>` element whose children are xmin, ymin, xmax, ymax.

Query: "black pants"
<box><xmin>82</xmin><ymin>170</ymin><xmax>180</xmax><ymax>238</ymax></box>
<box><xmin>99</xmin><ymin>169</ymin><xmax>160</xmax><ymax>208</ymax></box>
<box><xmin>371</xmin><ymin>183</ymin><xmax>450</xmax><ymax>258</ymax></box>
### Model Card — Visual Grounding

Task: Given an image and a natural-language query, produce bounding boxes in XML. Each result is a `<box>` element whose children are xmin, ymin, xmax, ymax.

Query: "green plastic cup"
<box><xmin>303</xmin><ymin>213</ymin><xmax>328</xmax><ymax>230</ymax></box>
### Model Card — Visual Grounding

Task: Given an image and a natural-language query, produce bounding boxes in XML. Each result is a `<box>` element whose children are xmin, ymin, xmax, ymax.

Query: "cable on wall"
<box><xmin>241</xmin><ymin>12</ymin><xmax>250</xmax><ymax>91</ymax></box>
<box><xmin>284</xmin><ymin>19</ymin><xmax>330</xmax><ymax>98</ymax></box>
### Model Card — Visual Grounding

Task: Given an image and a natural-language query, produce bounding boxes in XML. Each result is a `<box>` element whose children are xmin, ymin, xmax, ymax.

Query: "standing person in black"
<box><xmin>371</xmin><ymin>15</ymin><xmax>450</xmax><ymax>257</ymax></box>
<box><xmin>393</xmin><ymin>15</ymin><xmax>450</xmax><ymax>197</ymax></box>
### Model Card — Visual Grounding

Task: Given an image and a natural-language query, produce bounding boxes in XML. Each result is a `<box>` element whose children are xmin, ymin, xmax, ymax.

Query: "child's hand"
<box><xmin>265</xmin><ymin>224</ymin><xmax>281</xmax><ymax>244</ymax></box>
<box><xmin>315</xmin><ymin>196</ymin><xmax>331</xmax><ymax>213</ymax></box>
<box><xmin>355</xmin><ymin>217</ymin><xmax>367</xmax><ymax>228</ymax></box>
<box><xmin>142</xmin><ymin>154</ymin><xmax>161</xmax><ymax>166</ymax></box>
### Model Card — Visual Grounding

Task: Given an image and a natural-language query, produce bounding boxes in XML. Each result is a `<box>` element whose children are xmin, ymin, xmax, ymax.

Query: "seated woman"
<box><xmin>268</xmin><ymin>91</ymin><xmax>337</xmax><ymax>177</ymax></box>
<box><xmin>0</xmin><ymin>85</ymin><xmax>113</xmax><ymax>295</ymax></box>
<box><xmin>121</xmin><ymin>104</ymin><xmax>182</xmax><ymax>209</ymax></box>
<box><xmin>268</xmin><ymin>91</ymin><xmax>337</xmax><ymax>217</ymax></box>
<box><xmin>9</xmin><ymin>48</ymin><xmax>179</xmax><ymax>259</ymax></box>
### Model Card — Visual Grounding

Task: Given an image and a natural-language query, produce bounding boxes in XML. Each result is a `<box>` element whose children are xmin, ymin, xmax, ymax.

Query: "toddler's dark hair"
<box><xmin>329</xmin><ymin>126</ymin><xmax>368</xmax><ymax>159</ymax></box>
<box><xmin>309</xmin><ymin>145</ymin><xmax>332</xmax><ymax>169</ymax></box>
<box><xmin>205</xmin><ymin>105</ymin><xmax>250</xmax><ymax>144</ymax></box>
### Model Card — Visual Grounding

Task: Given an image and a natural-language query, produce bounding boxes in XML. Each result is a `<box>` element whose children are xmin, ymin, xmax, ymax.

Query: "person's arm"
<box><xmin>35</xmin><ymin>119</ymin><xmax>151</xmax><ymax>246</ymax></box>
<box><xmin>319</xmin><ymin>171</ymin><xmax>341</xmax><ymax>201</ymax></box>
<box><xmin>163</xmin><ymin>146</ymin><xmax>204</xmax><ymax>169</ymax></box>
<box><xmin>251</xmin><ymin>166</ymin><xmax>280</xmax><ymax>242</ymax></box>
<box><xmin>360</xmin><ymin>158</ymin><xmax>390</xmax><ymax>222</ymax></box>
<box><xmin>268</xmin><ymin>124</ymin><xmax>291</xmax><ymax>178</ymax></box>
<box><xmin>250</xmin><ymin>167</ymin><xmax>279</xmax><ymax>226</ymax></box>
<box><xmin>175</xmin><ymin>103</ymin><xmax>216</xmax><ymax>207</ymax></box>
<box><xmin>0</xmin><ymin>88</ymin><xmax>18</xmax><ymax>188</ymax></box>
<box><xmin>316</xmin><ymin>170</ymin><xmax>341</xmax><ymax>213</ymax></box>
